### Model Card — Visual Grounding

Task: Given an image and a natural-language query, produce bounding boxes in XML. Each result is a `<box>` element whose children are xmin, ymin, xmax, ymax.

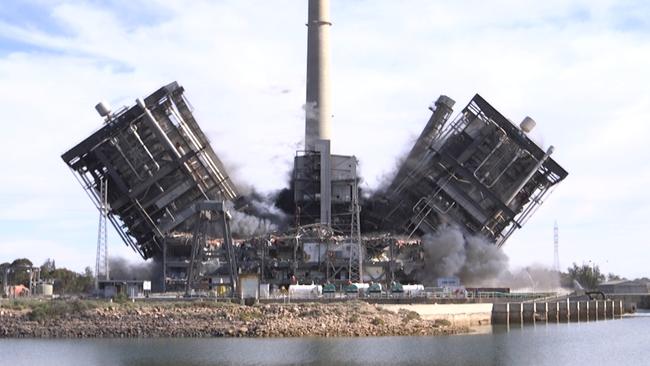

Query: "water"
<box><xmin>1</xmin><ymin>314</ymin><xmax>648</xmax><ymax>366</ymax></box>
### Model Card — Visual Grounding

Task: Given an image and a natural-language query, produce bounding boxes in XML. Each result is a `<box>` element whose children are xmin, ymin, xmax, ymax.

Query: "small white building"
<box><xmin>98</xmin><ymin>280</ymin><xmax>151</xmax><ymax>298</ymax></box>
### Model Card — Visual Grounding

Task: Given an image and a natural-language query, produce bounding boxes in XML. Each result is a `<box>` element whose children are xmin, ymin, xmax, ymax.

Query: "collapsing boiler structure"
<box><xmin>368</xmin><ymin>94</ymin><xmax>568</xmax><ymax>246</ymax></box>
<box><xmin>61</xmin><ymin>0</ymin><xmax>568</xmax><ymax>293</ymax></box>
<box><xmin>62</xmin><ymin>82</ymin><xmax>241</xmax><ymax>291</ymax></box>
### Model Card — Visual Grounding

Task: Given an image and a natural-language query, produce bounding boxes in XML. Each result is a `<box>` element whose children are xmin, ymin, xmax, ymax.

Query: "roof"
<box><xmin>600</xmin><ymin>279</ymin><xmax>650</xmax><ymax>286</ymax></box>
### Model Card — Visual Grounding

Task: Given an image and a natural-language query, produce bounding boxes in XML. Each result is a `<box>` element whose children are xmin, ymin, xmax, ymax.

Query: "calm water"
<box><xmin>1</xmin><ymin>313</ymin><xmax>648</xmax><ymax>366</ymax></box>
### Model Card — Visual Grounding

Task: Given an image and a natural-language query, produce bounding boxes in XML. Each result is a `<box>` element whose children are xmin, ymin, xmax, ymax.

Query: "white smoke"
<box><xmin>493</xmin><ymin>265</ymin><xmax>566</xmax><ymax>293</ymax></box>
<box><xmin>225</xmin><ymin>201</ymin><xmax>278</xmax><ymax>237</ymax></box>
<box><xmin>419</xmin><ymin>225</ymin><xmax>509</xmax><ymax>285</ymax></box>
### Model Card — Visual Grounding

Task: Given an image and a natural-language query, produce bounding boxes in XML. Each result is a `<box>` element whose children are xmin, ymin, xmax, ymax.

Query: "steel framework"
<box><xmin>95</xmin><ymin>177</ymin><xmax>110</xmax><ymax>289</ymax></box>
<box><xmin>62</xmin><ymin>82</ymin><xmax>239</xmax><ymax>260</ymax></box>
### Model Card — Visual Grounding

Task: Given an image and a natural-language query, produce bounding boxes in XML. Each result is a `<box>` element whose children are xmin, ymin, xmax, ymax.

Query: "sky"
<box><xmin>0</xmin><ymin>0</ymin><xmax>649</xmax><ymax>278</ymax></box>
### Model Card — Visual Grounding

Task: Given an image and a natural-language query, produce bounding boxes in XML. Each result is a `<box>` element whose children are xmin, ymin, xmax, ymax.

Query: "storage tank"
<box><xmin>289</xmin><ymin>284</ymin><xmax>322</xmax><ymax>298</ymax></box>
<box><xmin>368</xmin><ymin>283</ymin><xmax>382</xmax><ymax>294</ymax></box>
<box><xmin>402</xmin><ymin>284</ymin><xmax>425</xmax><ymax>296</ymax></box>
<box><xmin>36</xmin><ymin>283</ymin><xmax>53</xmax><ymax>297</ymax></box>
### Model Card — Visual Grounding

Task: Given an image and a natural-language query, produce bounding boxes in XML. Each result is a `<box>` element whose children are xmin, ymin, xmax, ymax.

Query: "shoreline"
<box><xmin>0</xmin><ymin>300</ymin><xmax>470</xmax><ymax>338</ymax></box>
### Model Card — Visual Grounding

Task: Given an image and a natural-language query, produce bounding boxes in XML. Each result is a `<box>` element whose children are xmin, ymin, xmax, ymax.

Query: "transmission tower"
<box><xmin>348</xmin><ymin>176</ymin><xmax>363</xmax><ymax>283</ymax></box>
<box><xmin>95</xmin><ymin>177</ymin><xmax>110</xmax><ymax>290</ymax></box>
<box><xmin>553</xmin><ymin>221</ymin><xmax>560</xmax><ymax>272</ymax></box>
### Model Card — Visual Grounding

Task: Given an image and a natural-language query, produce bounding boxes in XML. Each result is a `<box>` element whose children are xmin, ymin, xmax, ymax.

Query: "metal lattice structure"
<box><xmin>373</xmin><ymin>94</ymin><xmax>568</xmax><ymax>246</ymax></box>
<box><xmin>95</xmin><ymin>177</ymin><xmax>109</xmax><ymax>289</ymax></box>
<box><xmin>62</xmin><ymin>82</ymin><xmax>239</xmax><ymax>260</ymax></box>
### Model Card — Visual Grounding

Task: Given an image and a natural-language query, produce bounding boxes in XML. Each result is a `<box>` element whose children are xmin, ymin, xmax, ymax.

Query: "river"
<box><xmin>1</xmin><ymin>312</ymin><xmax>648</xmax><ymax>366</ymax></box>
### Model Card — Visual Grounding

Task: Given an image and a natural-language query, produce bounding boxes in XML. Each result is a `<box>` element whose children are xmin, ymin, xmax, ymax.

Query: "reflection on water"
<box><xmin>1</xmin><ymin>314</ymin><xmax>647</xmax><ymax>366</ymax></box>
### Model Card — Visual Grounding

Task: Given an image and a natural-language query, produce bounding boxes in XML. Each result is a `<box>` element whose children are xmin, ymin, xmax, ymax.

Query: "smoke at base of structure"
<box><xmin>418</xmin><ymin>226</ymin><xmax>509</xmax><ymax>285</ymax></box>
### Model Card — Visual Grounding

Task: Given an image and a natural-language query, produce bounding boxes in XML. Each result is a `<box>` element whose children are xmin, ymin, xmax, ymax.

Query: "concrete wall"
<box><xmin>492</xmin><ymin>300</ymin><xmax>625</xmax><ymax>325</ymax></box>
<box><xmin>381</xmin><ymin>303</ymin><xmax>493</xmax><ymax>327</ymax></box>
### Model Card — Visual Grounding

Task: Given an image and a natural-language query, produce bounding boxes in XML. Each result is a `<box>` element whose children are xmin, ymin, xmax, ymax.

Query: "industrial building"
<box><xmin>599</xmin><ymin>280</ymin><xmax>650</xmax><ymax>294</ymax></box>
<box><xmin>61</xmin><ymin>0</ymin><xmax>568</xmax><ymax>298</ymax></box>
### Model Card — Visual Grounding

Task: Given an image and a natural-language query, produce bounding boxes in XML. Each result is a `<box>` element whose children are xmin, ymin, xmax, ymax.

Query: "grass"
<box><xmin>400</xmin><ymin>310</ymin><xmax>421</xmax><ymax>323</ymax></box>
<box><xmin>0</xmin><ymin>300</ymin><xmax>30</xmax><ymax>310</ymax></box>
<box><xmin>371</xmin><ymin>316</ymin><xmax>385</xmax><ymax>326</ymax></box>
<box><xmin>27</xmin><ymin>300</ymin><xmax>98</xmax><ymax>322</ymax></box>
<box><xmin>239</xmin><ymin>311</ymin><xmax>262</xmax><ymax>322</ymax></box>
<box><xmin>434</xmin><ymin>319</ymin><xmax>452</xmax><ymax>327</ymax></box>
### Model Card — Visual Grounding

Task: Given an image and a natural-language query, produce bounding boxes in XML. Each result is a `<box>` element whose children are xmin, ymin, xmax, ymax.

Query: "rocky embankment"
<box><xmin>0</xmin><ymin>300</ymin><xmax>468</xmax><ymax>338</ymax></box>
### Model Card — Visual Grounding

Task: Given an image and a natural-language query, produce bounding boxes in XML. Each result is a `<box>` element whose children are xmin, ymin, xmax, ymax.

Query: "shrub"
<box><xmin>434</xmin><ymin>319</ymin><xmax>452</xmax><ymax>327</ymax></box>
<box><xmin>239</xmin><ymin>311</ymin><xmax>261</xmax><ymax>322</ymax></box>
<box><xmin>27</xmin><ymin>300</ymin><xmax>96</xmax><ymax>322</ymax></box>
<box><xmin>371</xmin><ymin>317</ymin><xmax>384</xmax><ymax>326</ymax></box>
<box><xmin>112</xmin><ymin>293</ymin><xmax>129</xmax><ymax>304</ymax></box>
<box><xmin>348</xmin><ymin>313</ymin><xmax>360</xmax><ymax>323</ymax></box>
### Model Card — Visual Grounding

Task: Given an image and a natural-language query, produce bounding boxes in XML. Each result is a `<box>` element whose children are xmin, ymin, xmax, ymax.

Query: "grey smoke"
<box><xmin>108</xmin><ymin>257</ymin><xmax>159</xmax><ymax>281</ymax></box>
<box><xmin>419</xmin><ymin>225</ymin><xmax>509</xmax><ymax>285</ymax></box>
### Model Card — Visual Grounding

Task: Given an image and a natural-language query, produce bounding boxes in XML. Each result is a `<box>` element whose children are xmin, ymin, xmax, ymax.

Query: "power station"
<box><xmin>62</xmin><ymin>0</ymin><xmax>567</xmax><ymax>295</ymax></box>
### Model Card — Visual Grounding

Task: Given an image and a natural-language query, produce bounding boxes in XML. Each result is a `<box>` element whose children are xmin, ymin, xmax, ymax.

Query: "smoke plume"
<box><xmin>419</xmin><ymin>225</ymin><xmax>509</xmax><ymax>285</ymax></box>
<box><xmin>227</xmin><ymin>191</ymin><xmax>289</xmax><ymax>237</ymax></box>
<box><xmin>108</xmin><ymin>257</ymin><xmax>159</xmax><ymax>281</ymax></box>
<box><xmin>493</xmin><ymin>265</ymin><xmax>566</xmax><ymax>292</ymax></box>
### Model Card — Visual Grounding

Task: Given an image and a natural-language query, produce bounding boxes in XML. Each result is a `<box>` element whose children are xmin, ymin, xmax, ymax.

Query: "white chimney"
<box><xmin>305</xmin><ymin>0</ymin><xmax>332</xmax><ymax>151</ymax></box>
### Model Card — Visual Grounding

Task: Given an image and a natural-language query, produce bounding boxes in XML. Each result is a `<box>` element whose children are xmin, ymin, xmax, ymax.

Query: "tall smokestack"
<box><xmin>305</xmin><ymin>0</ymin><xmax>332</xmax><ymax>151</ymax></box>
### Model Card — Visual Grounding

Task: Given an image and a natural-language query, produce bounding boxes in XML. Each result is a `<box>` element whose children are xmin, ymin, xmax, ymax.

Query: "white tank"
<box><xmin>95</xmin><ymin>101</ymin><xmax>112</xmax><ymax>117</ymax></box>
<box><xmin>520</xmin><ymin>116</ymin><xmax>536</xmax><ymax>133</ymax></box>
<box><xmin>351</xmin><ymin>283</ymin><xmax>370</xmax><ymax>292</ymax></box>
<box><xmin>289</xmin><ymin>284</ymin><xmax>322</xmax><ymax>298</ymax></box>
<box><xmin>37</xmin><ymin>283</ymin><xmax>53</xmax><ymax>296</ymax></box>
<box><xmin>402</xmin><ymin>284</ymin><xmax>424</xmax><ymax>295</ymax></box>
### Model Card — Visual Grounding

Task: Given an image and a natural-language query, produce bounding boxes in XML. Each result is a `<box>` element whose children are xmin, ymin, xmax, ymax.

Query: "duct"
<box><xmin>316</xmin><ymin>139</ymin><xmax>332</xmax><ymax>226</ymax></box>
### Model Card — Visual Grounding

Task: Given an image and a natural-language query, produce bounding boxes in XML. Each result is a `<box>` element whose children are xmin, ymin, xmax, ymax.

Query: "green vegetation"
<box><xmin>566</xmin><ymin>262</ymin><xmax>606</xmax><ymax>290</ymax></box>
<box><xmin>400</xmin><ymin>310</ymin><xmax>420</xmax><ymax>323</ymax></box>
<box><xmin>112</xmin><ymin>293</ymin><xmax>129</xmax><ymax>304</ymax></box>
<box><xmin>348</xmin><ymin>313</ymin><xmax>360</xmax><ymax>323</ymax></box>
<box><xmin>1</xmin><ymin>257</ymin><xmax>94</xmax><ymax>297</ymax></box>
<box><xmin>371</xmin><ymin>316</ymin><xmax>384</xmax><ymax>326</ymax></box>
<box><xmin>26</xmin><ymin>300</ymin><xmax>98</xmax><ymax>322</ymax></box>
<box><xmin>239</xmin><ymin>311</ymin><xmax>262</xmax><ymax>322</ymax></box>
<box><xmin>434</xmin><ymin>319</ymin><xmax>451</xmax><ymax>327</ymax></box>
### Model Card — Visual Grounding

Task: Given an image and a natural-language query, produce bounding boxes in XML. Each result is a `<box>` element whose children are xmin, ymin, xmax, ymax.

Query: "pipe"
<box><xmin>505</xmin><ymin>146</ymin><xmax>555</xmax><ymax>205</ymax></box>
<box><xmin>137</xmin><ymin>98</ymin><xmax>182</xmax><ymax>159</ymax></box>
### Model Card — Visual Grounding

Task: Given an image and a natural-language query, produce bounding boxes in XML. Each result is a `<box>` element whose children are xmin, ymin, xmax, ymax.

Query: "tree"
<box><xmin>40</xmin><ymin>258</ymin><xmax>56</xmax><ymax>274</ymax></box>
<box><xmin>9</xmin><ymin>258</ymin><xmax>33</xmax><ymax>286</ymax></box>
<box><xmin>567</xmin><ymin>262</ymin><xmax>605</xmax><ymax>290</ymax></box>
<box><xmin>606</xmin><ymin>273</ymin><xmax>625</xmax><ymax>282</ymax></box>
<box><xmin>0</xmin><ymin>262</ymin><xmax>10</xmax><ymax>292</ymax></box>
